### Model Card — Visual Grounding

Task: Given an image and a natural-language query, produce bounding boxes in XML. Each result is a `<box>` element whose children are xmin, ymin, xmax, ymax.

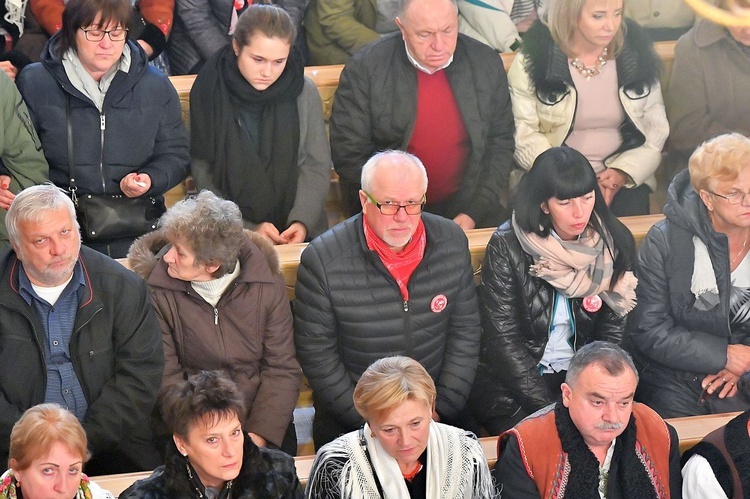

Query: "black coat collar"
<box><xmin>520</xmin><ymin>19</ymin><xmax>661</xmax><ymax>104</ymax></box>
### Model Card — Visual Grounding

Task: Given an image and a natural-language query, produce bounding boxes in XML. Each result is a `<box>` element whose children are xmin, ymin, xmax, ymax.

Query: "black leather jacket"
<box><xmin>470</xmin><ymin>223</ymin><xmax>625</xmax><ymax>429</ymax></box>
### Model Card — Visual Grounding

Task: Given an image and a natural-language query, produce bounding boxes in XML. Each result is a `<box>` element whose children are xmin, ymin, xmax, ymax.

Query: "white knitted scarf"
<box><xmin>4</xmin><ymin>0</ymin><xmax>26</xmax><ymax>36</ymax></box>
<box><xmin>307</xmin><ymin>421</ymin><xmax>497</xmax><ymax>499</ymax></box>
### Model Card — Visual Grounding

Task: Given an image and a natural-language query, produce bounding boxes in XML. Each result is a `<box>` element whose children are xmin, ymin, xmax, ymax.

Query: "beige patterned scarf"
<box><xmin>512</xmin><ymin>213</ymin><xmax>637</xmax><ymax>316</ymax></box>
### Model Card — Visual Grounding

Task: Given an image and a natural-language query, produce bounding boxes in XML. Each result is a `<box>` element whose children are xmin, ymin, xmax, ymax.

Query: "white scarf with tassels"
<box><xmin>306</xmin><ymin>420</ymin><xmax>497</xmax><ymax>499</ymax></box>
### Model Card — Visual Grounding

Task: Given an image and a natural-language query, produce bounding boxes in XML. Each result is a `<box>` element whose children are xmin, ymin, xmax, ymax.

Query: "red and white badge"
<box><xmin>582</xmin><ymin>295</ymin><xmax>603</xmax><ymax>313</ymax></box>
<box><xmin>431</xmin><ymin>294</ymin><xmax>447</xmax><ymax>313</ymax></box>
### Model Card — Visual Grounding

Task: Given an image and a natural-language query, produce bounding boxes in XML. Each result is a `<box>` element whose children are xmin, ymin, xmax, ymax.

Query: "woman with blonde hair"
<box><xmin>508</xmin><ymin>0</ymin><xmax>667</xmax><ymax>216</ymax></box>
<box><xmin>306</xmin><ymin>356</ymin><xmax>496</xmax><ymax>499</ymax></box>
<box><xmin>1</xmin><ymin>404</ymin><xmax>113</xmax><ymax>499</ymax></box>
<box><xmin>627</xmin><ymin>133</ymin><xmax>750</xmax><ymax>417</ymax></box>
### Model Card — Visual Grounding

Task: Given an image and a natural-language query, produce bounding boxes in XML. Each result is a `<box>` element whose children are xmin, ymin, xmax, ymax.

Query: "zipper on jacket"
<box><xmin>214</xmin><ymin>307</ymin><xmax>219</xmax><ymax>325</ymax></box>
<box><xmin>70</xmin><ymin>306</ymin><xmax>103</xmax><ymax>404</ymax></box>
<box><xmin>403</xmin><ymin>300</ymin><xmax>409</xmax><ymax>312</ymax></box>
<box><xmin>99</xmin><ymin>111</ymin><xmax>106</xmax><ymax>192</ymax></box>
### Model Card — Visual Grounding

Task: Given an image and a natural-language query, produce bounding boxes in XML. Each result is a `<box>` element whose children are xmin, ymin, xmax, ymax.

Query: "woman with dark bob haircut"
<box><xmin>16</xmin><ymin>0</ymin><xmax>189</xmax><ymax>258</ymax></box>
<box><xmin>120</xmin><ymin>371</ymin><xmax>303</xmax><ymax>498</ymax></box>
<box><xmin>469</xmin><ymin>146</ymin><xmax>637</xmax><ymax>434</ymax></box>
<box><xmin>128</xmin><ymin>190</ymin><xmax>301</xmax><ymax>454</ymax></box>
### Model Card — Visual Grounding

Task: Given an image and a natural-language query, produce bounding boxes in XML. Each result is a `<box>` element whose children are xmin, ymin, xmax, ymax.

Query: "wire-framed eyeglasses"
<box><xmin>364</xmin><ymin>191</ymin><xmax>425</xmax><ymax>216</ymax></box>
<box><xmin>80</xmin><ymin>27</ymin><xmax>129</xmax><ymax>42</ymax></box>
<box><xmin>708</xmin><ymin>190</ymin><xmax>750</xmax><ymax>205</ymax></box>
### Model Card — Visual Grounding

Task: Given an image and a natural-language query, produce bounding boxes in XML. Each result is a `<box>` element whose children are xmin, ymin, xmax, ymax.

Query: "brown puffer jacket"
<box><xmin>128</xmin><ymin>229</ymin><xmax>301</xmax><ymax>447</ymax></box>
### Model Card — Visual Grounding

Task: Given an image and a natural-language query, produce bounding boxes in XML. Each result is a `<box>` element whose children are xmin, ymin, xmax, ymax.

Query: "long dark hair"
<box><xmin>513</xmin><ymin>147</ymin><xmax>635</xmax><ymax>283</ymax></box>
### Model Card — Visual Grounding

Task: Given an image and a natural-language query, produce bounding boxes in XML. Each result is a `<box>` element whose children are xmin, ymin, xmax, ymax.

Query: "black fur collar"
<box><xmin>554</xmin><ymin>402</ymin><xmax>659</xmax><ymax>498</ymax></box>
<box><xmin>520</xmin><ymin>19</ymin><xmax>661</xmax><ymax>105</ymax></box>
<box><xmin>725</xmin><ymin>410</ymin><xmax>750</xmax><ymax>496</ymax></box>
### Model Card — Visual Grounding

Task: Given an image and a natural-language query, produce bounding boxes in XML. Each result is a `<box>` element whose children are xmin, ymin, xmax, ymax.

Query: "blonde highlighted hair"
<box><xmin>9</xmin><ymin>404</ymin><xmax>89</xmax><ymax>471</ymax></box>
<box><xmin>353</xmin><ymin>356</ymin><xmax>436</xmax><ymax>423</ymax></box>
<box><xmin>689</xmin><ymin>133</ymin><xmax>750</xmax><ymax>193</ymax></box>
<box><xmin>544</xmin><ymin>0</ymin><xmax>625</xmax><ymax>57</ymax></box>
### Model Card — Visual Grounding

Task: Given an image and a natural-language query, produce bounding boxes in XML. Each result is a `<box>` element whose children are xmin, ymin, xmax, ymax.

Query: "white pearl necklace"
<box><xmin>570</xmin><ymin>47</ymin><xmax>609</xmax><ymax>80</ymax></box>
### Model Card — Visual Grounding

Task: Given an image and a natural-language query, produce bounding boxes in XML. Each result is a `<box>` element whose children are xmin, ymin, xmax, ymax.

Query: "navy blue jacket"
<box><xmin>16</xmin><ymin>34</ymin><xmax>189</xmax><ymax>197</ymax></box>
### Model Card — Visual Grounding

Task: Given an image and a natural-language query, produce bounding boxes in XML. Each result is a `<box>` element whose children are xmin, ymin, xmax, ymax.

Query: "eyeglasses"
<box><xmin>364</xmin><ymin>191</ymin><xmax>425</xmax><ymax>216</ymax></box>
<box><xmin>79</xmin><ymin>27</ymin><xmax>129</xmax><ymax>42</ymax></box>
<box><xmin>708</xmin><ymin>190</ymin><xmax>750</xmax><ymax>205</ymax></box>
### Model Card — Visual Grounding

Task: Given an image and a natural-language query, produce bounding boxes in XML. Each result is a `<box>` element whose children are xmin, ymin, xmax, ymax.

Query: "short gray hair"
<box><xmin>158</xmin><ymin>191</ymin><xmax>245</xmax><ymax>278</ymax></box>
<box><xmin>360</xmin><ymin>150</ymin><xmax>428</xmax><ymax>194</ymax></box>
<box><xmin>6</xmin><ymin>184</ymin><xmax>79</xmax><ymax>247</ymax></box>
<box><xmin>565</xmin><ymin>341</ymin><xmax>638</xmax><ymax>388</ymax></box>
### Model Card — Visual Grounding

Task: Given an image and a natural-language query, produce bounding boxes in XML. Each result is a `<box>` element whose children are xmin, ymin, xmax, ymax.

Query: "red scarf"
<box><xmin>364</xmin><ymin>218</ymin><xmax>426</xmax><ymax>301</ymax></box>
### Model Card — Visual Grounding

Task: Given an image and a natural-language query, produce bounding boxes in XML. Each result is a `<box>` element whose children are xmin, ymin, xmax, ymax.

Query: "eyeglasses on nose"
<box><xmin>80</xmin><ymin>27</ymin><xmax>129</xmax><ymax>42</ymax></box>
<box><xmin>364</xmin><ymin>191</ymin><xmax>426</xmax><ymax>216</ymax></box>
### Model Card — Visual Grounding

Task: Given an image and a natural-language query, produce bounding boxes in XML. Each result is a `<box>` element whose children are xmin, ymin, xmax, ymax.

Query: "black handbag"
<box><xmin>66</xmin><ymin>95</ymin><xmax>165</xmax><ymax>243</ymax></box>
<box><xmin>74</xmin><ymin>193</ymin><xmax>165</xmax><ymax>242</ymax></box>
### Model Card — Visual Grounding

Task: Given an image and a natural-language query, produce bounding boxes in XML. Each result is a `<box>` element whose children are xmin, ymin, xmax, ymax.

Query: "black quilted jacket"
<box><xmin>470</xmin><ymin>223</ymin><xmax>625</xmax><ymax>428</ymax></box>
<box><xmin>294</xmin><ymin>213</ymin><xmax>481</xmax><ymax>429</ymax></box>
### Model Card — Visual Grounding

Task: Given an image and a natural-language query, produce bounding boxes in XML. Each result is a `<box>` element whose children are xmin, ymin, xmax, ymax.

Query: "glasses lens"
<box><xmin>85</xmin><ymin>29</ymin><xmax>104</xmax><ymax>41</ymax></box>
<box><xmin>729</xmin><ymin>193</ymin><xmax>743</xmax><ymax>205</ymax></box>
<box><xmin>404</xmin><ymin>204</ymin><xmax>423</xmax><ymax>215</ymax></box>
<box><xmin>109</xmin><ymin>29</ymin><xmax>127</xmax><ymax>41</ymax></box>
<box><xmin>379</xmin><ymin>204</ymin><xmax>399</xmax><ymax>216</ymax></box>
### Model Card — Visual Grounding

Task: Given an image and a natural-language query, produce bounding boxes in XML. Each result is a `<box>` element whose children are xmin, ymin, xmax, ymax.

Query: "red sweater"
<box><xmin>407</xmin><ymin>70</ymin><xmax>469</xmax><ymax>203</ymax></box>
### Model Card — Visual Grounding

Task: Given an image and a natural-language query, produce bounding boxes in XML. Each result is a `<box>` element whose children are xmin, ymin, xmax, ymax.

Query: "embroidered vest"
<box><xmin>500</xmin><ymin>403</ymin><xmax>672</xmax><ymax>498</ymax></box>
<box><xmin>689</xmin><ymin>410</ymin><xmax>750</xmax><ymax>499</ymax></box>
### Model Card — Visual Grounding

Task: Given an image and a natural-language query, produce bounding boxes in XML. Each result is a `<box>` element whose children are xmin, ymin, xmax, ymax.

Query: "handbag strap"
<box><xmin>359</xmin><ymin>426</ymin><xmax>385</xmax><ymax>498</ymax></box>
<box><xmin>66</xmin><ymin>93</ymin><xmax>78</xmax><ymax>204</ymax></box>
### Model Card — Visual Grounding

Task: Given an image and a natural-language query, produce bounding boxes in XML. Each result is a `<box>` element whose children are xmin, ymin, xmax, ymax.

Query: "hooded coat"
<box><xmin>128</xmin><ymin>230</ymin><xmax>301</xmax><ymax>448</ymax></box>
<box><xmin>625</xmin><ymin>169</ymin><xmax>750</xmax><ymax>417</ymax></box>
<box><xmin>16</xmin><ymin>33</ymin><xmax>189</xmax><ymax>199</ymax></box>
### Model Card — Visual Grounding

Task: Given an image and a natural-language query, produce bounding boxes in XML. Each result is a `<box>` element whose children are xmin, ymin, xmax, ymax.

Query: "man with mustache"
<box><xmin>494</xmin><ymin>341</ymin><xmax>682</xmax><ymax>498</ymax></box>
<box><xmin>0</xmin><ymin>184</ymin><xmax>164</xmax><ymax>474</ymax></box>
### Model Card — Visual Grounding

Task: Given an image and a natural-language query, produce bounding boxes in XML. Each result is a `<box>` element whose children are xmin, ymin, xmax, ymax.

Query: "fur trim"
<box><xmin>127</xmin><ymin>229</ymin><xmax>282</xmax><ymax>281</ymax></box>
<box><xmin>554</xmin><ymin>402</ymin><xmax>659</xmax><ymax>498</ymax></box>
<box><xmin>127</xmin><ymin>230</ymin><xmax>169</xmax><ymax>280</ymax></box>
<box><xmin>244</xmin><ymin>229</ymin><xmax>281</xmax><ymax>275</ymax></box>
<box><xmin>520</xmin><ymin>19</ymin><xmax>661</xmax><ymax>104</ymax></box>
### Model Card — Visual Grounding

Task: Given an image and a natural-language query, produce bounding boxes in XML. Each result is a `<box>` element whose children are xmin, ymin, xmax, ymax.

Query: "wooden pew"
<box><xmin>167</xmin><ymin>41</ymin><xmax>676</xmax><ymax>127</ymax></box>
<box><xmin>276</xmin><ymin>214</ymin><xmax>665</xmax><ymax>300</ymax></box>
<box><xmin>92</xmin><ymin>410</ymin><xmax>737</xmax><ymax>497</ymax></box>
<box><xmin>91</xmin><ymin>454</ymin><xmax>315</xmax><ymax>498</ymax></box>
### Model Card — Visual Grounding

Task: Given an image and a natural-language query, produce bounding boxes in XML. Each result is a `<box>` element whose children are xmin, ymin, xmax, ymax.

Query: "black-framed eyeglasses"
<box><xmin>708</xmin><ymin>190</ymin><xmax>749</xmax><ymax>206</ymax></box>
<box><xmin>364</xmin><ymin>191</ymin><xmax>425</xmax><ymax>216</ymax></box>
<box><xmin>79</xmin><ymin>27</ymin><xmax>129</xmax><ymax>42</ymax></box>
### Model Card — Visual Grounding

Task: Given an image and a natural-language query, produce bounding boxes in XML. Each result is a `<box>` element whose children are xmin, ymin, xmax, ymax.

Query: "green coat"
<box><xmin>305</xmin><ymin>0</ymin><xmax>378</xmax><ymax>65</ymax></box>
<box><xmin>0</xmin><ymin>72</ymin><xmax>48</xmax><ymax>245</ymax></box>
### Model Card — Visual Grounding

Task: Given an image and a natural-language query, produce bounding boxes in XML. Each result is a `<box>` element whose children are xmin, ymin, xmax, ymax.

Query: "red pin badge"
<box><xmin>431</xmin><ymin>294</ymin><xmax>447</xmax><ymax>313</ymax></box>
<box><xmin>582</xmin><ymin>295</ymin><xmax>602</xmax><ymax>313</ymax></box>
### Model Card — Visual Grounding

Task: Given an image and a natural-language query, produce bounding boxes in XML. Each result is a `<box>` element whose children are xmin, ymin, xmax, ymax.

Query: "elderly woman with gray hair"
<box><xmin>127</xmin><ymin>190</ymin><xmax>301</xmax><ymax>454</ymax></box>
